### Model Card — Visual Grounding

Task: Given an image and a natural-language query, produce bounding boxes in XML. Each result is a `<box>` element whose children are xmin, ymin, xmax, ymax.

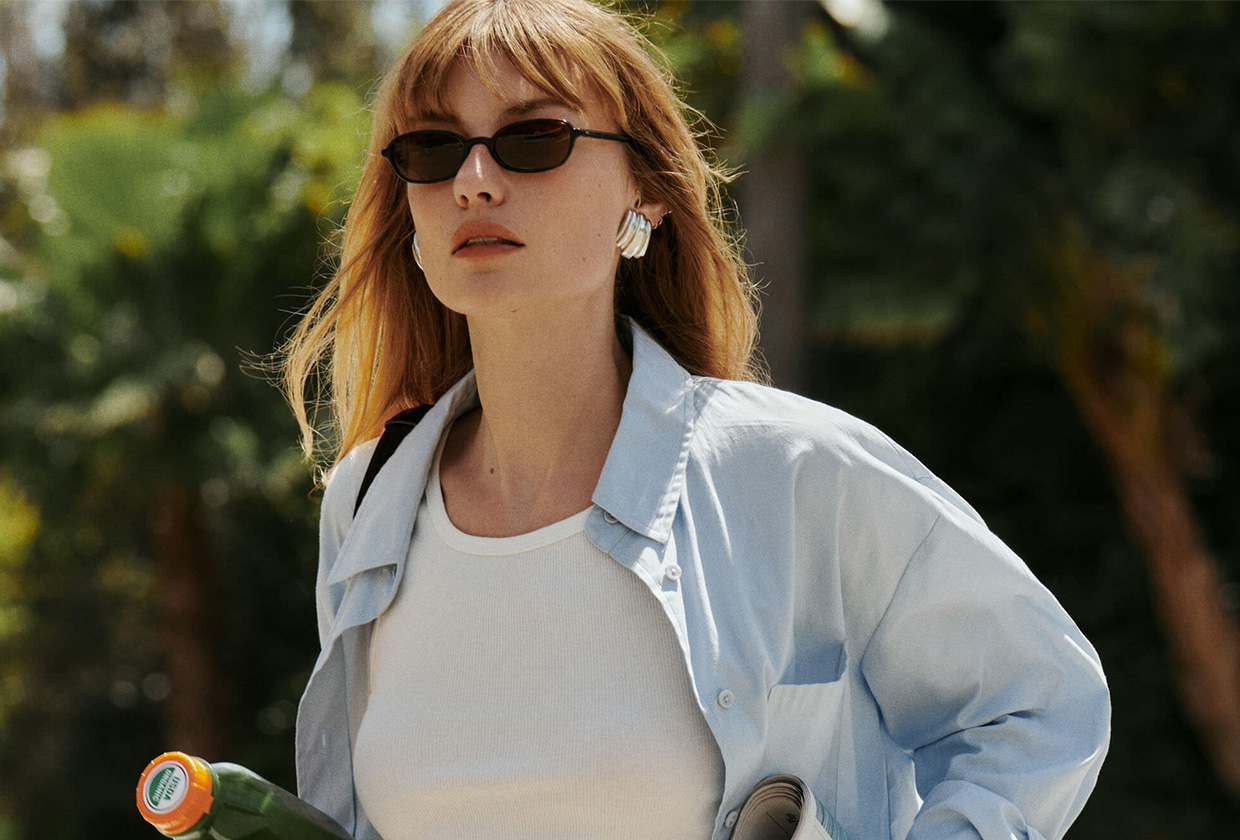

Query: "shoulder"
<box><xmin>687</xmin><ymin>377</ymin><xmax>922</xmax><ymax>481</ymax></box>
<box><xmin>324</xmin><ymin>436</ymin><xmax>380</xmax><ymax>507</ymax></box>
<box><xmin>699</xmin><ymin>376</ymin><xmax>881</xmax><ymax>434</ymax></box>
<box><xmin>319</xmin><ymin>437</ymin><xmax>380</xmax><ymax>544</ymax></box>
<box><xmin>686</xmin><ymin>376</ymin><xmax>983</xmax><ymax>525</ymax></box>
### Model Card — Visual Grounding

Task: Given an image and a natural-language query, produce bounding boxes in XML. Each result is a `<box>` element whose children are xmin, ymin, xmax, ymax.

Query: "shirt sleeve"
<box><xmin>858</xmin><ymin>507</ymin><xmax>1110</xmax><ymax>840</ymax></box>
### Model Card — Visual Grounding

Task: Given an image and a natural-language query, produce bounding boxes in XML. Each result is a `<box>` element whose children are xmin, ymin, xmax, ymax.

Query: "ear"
<box><xmin>634</xmin><ymin>196</ymin><xmax>669</xmax><ymax>229</ymax></box>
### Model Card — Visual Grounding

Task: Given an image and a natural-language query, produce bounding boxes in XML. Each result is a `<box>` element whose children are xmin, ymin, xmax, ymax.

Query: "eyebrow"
<box><xmin>415</xmin><ymin>97</ymin><xmax>576</xmax><ymax>128</ymax></box>
<box><xmin>502</xmin><ymin>97</ymin><xmax>574</xmax><ymax>118</ymax></box>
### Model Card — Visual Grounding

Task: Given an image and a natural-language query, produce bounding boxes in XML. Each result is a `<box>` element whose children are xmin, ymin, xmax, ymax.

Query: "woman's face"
<box><xmin>403</xmin><ymin>57</ymin><xmax>661</xmax><ymax>324</ymax></box>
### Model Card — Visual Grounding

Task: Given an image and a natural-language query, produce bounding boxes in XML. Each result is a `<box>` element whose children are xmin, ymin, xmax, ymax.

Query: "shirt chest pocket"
<box><xmin>762</xmin><ymin>644</ymin><xmax>849</xmax><ymax>784</ymax></box>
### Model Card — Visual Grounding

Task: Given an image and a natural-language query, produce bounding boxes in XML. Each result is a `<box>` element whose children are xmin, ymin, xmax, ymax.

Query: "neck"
<box><xmin>441</xmin><ymin>300</ymin><xmax>631</xmax><ymax>535</ymax></box>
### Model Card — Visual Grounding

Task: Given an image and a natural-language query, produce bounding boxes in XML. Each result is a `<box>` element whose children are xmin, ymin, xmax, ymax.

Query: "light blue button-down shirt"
<box><xmin>295</xmin><ymin>321</ymin><xmax>1109</xmax><ymax>840</ymax></box>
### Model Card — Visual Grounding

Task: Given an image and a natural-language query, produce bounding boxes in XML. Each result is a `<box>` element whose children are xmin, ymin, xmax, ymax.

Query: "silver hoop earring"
<box><xmin>616</xmin><ymin>209</ymin><xmax>652</xmax><ymax>259</ymax></box>
<box><xmin>411</xmin><ymin>232</ymin><xmax>424</xmax><ymax>270</ymax></box>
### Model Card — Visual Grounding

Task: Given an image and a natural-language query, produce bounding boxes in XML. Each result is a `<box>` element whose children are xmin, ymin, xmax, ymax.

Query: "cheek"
<box><xmin>405</xmin><ymin>187</ymin><xmax>423</xmax><ymax>229</ymax></box>
<box><xmin>405</xmin><ymin>187</ymin><xmax>452</xmax><ymax>262</ymax></box>
<box><xmin>553</xmin><ymin>176</ymin><xmax>626</xmax><ymax>259</ymax></box>
<box><xmin>546</xmin><ymin>207</ymin><xmax>620</xmax><ymax>279</ymax></box>
<box><xmin>405</xmin><ymin>186</ymin><xmax>444</xmax><ymax>230</ymax></box>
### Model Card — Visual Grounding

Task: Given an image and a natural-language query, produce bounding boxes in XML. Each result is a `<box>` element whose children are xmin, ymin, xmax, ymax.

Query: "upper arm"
<box><xmin>859</xmin><ymin>511</ymin><xmax>1110</xmax><ymax>840</ymax></box>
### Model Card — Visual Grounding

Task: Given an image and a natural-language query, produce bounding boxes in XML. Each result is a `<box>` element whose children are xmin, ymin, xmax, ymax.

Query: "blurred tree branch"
<box><xmin>1048</xmin><ymin>221</ymin><xmax>1240</xmax><ymax>796</ymax></box>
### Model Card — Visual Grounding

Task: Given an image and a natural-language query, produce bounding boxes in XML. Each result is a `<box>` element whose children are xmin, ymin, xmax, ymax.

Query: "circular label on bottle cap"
<box><xmin>143</xmin><ymin>760</ymin><xmax>190</xmax><ymax>814</ymax></box>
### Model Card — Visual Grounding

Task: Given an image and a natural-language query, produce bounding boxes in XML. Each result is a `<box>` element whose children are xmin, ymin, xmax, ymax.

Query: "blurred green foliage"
<box><xmin>1</xmin><ymin>1</ymin><xmax>1239</xmax><ymax>838</ymax></box>
<box><xmin>0</xmin><ymin>64</ymin><xmax>369</xmax><ymax>837</ymax></box>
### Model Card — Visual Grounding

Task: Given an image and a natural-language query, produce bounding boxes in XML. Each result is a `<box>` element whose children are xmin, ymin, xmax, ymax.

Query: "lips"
<box><xmin>451</xmin><ymin>221</ymin><xmax>524</xmax><ymax>254</ymax></box>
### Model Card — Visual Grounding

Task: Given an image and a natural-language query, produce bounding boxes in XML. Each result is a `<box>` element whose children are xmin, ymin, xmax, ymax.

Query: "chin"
<box><xmin>431</xmin><ymin>270</ymin><xmax>613</xmax><ymax>322</ymax></box>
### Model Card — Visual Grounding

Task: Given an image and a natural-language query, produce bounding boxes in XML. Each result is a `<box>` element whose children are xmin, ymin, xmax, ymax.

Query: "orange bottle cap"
<box><xmin>136</xmin><ymin>751</ymin><xmax>215</xmax><ymax>836</ymax></box>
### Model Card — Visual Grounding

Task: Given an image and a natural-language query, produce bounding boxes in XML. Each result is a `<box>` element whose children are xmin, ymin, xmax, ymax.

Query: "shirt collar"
<box><xmin>325</xmin><ymin>317</ymin><xmax>695</xmax><ymax>586</ymax></box>
<box><xmin>592</xmin><ymin>319</ymin><xmax>696</xmax><ymax>544</ymax></box>
<box><xmin>324</xmin><ymin>372</ymin><xmax>479</xmax><ymax>587</ymax></box>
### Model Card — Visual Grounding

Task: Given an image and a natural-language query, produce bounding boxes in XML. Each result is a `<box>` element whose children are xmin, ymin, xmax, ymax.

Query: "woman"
<box><xmin>284</xmin><ymin>1</ymin><xmax>1109</xmax><ymax>839</ymax></box>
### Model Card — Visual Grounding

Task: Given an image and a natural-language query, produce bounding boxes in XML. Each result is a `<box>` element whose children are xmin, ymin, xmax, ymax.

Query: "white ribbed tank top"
<box><xmin>352</xmin><ymin>440</ymin><xmax>724</xmax><ymax>840</ymax></box>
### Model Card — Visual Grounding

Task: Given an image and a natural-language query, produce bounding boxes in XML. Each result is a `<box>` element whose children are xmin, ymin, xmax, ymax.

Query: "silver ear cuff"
<box><xmin>411</xmin><ymin>232</ymin><xmax>424</xmax><ymax>270</ymax></box>
<box><xmin>616</xmin><ymin>209</ymin><xmax>652</xmax><ymax>259</ymax></box>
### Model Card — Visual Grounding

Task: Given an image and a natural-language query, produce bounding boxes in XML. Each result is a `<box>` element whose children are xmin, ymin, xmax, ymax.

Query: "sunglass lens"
<box><xmin>392</xmin><ymin>132</ymin><xmax>465</xmax><ymax>183</ymax></box>
<box><xmin>494</xmin><ymin>120</ymin><xmax>573</xmax><ymax>172</ymax></box>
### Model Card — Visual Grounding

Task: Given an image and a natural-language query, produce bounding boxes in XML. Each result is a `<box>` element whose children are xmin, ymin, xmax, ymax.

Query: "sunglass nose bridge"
<box><xmin>457</xmin><ymin>135</ymin><xmax>503</xmax><ymax>174</ymax></box>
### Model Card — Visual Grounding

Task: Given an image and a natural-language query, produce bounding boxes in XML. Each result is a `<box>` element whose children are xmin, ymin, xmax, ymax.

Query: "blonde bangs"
<box><xmin>384</xmin><ymin>0</ymin><xmax>634</xmax><ymax>134</ymax></box>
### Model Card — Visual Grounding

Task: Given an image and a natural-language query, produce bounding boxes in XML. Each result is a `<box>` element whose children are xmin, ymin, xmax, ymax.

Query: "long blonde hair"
<box><xmin>280</xmin><ymin>0</ymin><xmax>762</xmax><ymax>471</ymax></box>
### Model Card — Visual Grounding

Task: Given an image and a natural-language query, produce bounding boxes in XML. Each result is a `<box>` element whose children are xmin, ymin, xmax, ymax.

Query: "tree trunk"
<box><xmin>741</xmin><ymin>0</ymin><xmax>811</xmax><ymax>391</ymax></box>
<box><xmin>154</xmin><ymin>485</ymin><xmax>231</xmax><ymax>759</ymax></box>
<box><xmin>1054</xmin><ymin>245</ymin><xmax>1240</xmax><ymax>797</ymax></box>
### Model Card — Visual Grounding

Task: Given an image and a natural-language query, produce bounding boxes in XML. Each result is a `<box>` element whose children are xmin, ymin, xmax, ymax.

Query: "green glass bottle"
<box><xmin>137</xmin><ymin>751</ymin><xmax>353</xmax><ymax>840</ymax></box>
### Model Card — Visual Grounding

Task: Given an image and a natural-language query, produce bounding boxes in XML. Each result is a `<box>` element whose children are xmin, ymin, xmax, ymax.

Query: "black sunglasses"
<box><xmin>381</xmin><ymin>118</ymin><xmax>633</xmax><ymax>184</ymax></box>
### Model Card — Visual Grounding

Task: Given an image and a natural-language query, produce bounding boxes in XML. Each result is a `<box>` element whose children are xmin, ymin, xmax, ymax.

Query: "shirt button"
<box><xmin>723</xmin><ymin>810</ymin><xmax>739</xmax><ymax>828</ymax></box>
<box><xmin>602</xmin><ymin>510</ymin><xmax>618</xmax><ymax>524</ymax></box>
<box><xmin>665</xmin><ymin>563</ymin><xmax>682</xmax><ymax>581</ymax></box>
<box><xmin>717</xmin><ymin>689</ymin><xmax>734</xmax><ymax>709</ymax></box>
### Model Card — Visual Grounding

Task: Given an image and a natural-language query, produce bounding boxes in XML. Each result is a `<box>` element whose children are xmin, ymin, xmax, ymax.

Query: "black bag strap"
<box><xmin>353</xmin><ymin>405</ymin><xmax>432</xmax><ymax>517</ymax></box>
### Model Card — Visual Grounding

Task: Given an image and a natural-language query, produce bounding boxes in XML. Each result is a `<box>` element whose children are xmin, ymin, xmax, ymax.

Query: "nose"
<box><xmin>454</xmin><ymin>140</ymin><xmax>505</xmax><ymax>207</ymax></box>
